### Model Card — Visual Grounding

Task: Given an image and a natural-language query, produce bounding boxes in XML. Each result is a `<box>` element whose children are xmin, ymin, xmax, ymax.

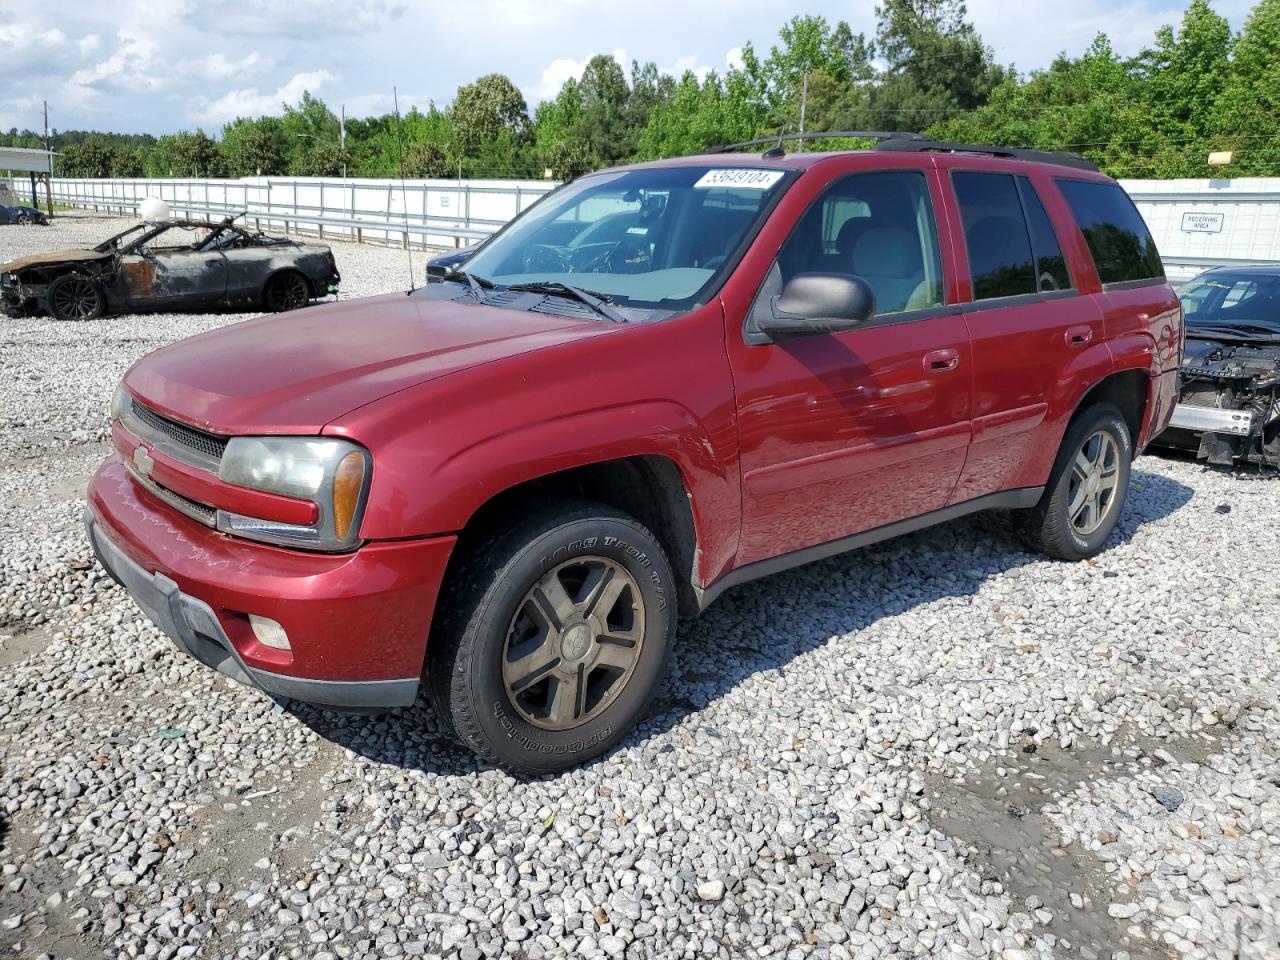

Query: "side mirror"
<box><xmin>758</xmin><ymin>272</ymin><xmax>876</xmax><ymax>339</ymax></box>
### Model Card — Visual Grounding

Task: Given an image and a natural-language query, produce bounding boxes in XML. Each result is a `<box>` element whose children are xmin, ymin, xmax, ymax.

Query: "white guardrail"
<box><xmin>11</xmin><ymin>175</ymin><xmax>560</xmax><ymax>250</ymax></box>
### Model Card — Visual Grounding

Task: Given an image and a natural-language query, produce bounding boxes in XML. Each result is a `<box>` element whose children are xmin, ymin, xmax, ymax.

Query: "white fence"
<box><xmin>1121</xmin><ymin>177</ymin><xmax>1280</xmax><ymax>283</ymax></box>
<box><xmin>13</xmin><ymin>175</ymin><xmax>559</xmax><ymax>250</ymax></box>
<box><xmin>10</xmin><ymin>173</ymin><xmax>1280</xmax><ymax>280</ymax></box>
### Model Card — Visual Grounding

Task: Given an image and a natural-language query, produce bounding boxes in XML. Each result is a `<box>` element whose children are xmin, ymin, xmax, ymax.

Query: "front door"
<box><xmin>121</xmin><ymin>225</ymin><xmax>227</xmax><ymax>309</ymax></box>
<box><xmin>726</xmin><ymin>168</ymin><xmax>973</xmax><ymax>567</ymax></box>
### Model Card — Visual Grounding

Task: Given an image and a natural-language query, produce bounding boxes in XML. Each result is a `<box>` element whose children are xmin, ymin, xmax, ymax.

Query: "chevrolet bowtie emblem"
<box><xmin>132</xmin><ymin>445</ymin><xmax>155</xmax><ymax>478</ymax></box>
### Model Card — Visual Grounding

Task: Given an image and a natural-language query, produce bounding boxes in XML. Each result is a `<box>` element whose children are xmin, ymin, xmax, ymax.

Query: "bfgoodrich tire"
<box><xmin>427</xmin><ymin>500</ymin><xmax>677</xmax><ymax>776</ymax></box>
<box><xmin>1020</xmin><ymin>403</ymin><xmax>1133</xmax><ymax>561</ymax></box>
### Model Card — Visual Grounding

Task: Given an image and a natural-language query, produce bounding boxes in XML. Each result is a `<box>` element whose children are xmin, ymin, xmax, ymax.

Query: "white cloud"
<box><xmin>664</xmin><ymin>54</ymin><xmax>712</xmax><ymax>82</ymax></box>
<box><xmin>66</xmin><ymin>31</ymin><xmax>163</xmax><ymax>100</ymax></box>
<box><xmin>186</xmin><ymin>52</ymin><xmax>272</xmax><ymax>82</ymax></box>
<box><xmin>725</xmin><ymin>46</ymin><xmax>744</xmax><ymax>71</ymax></box>
<box><xmin>189</xmin><ymin>70</ymin><xmax>335</xmax><ymax>125</ymax></box>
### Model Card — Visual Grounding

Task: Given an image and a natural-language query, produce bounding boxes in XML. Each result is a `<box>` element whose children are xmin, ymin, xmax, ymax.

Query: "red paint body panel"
<box><xmin>122</xmin><ymin>292</ymin><xmax>616</xmax><ymax>435</ymax></box>
<box><xmin>88</xmin><ymin>148</ymin><xmax>1184</xmax><ymax>700</ymax></box>
<box><xmin>87</xmin><ymin>457</ymin><xmax>453</xmax><ymax>681</ymax></box>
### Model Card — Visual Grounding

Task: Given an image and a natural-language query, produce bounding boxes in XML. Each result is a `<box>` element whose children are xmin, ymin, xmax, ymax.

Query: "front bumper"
<box><xmin>86</xmin><ymin>456</ymin><xmax>456</xmax><ymax>710</ymax></box>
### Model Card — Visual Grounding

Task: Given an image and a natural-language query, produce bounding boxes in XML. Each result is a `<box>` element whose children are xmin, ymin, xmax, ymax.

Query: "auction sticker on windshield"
<box><xmin>694</xmin><ymin>169</ymin><xmax>786</xmax><ymax>190</ymax></box>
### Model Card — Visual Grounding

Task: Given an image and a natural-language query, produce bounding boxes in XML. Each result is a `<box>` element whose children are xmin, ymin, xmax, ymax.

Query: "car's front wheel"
<box><xmin>46</xmin><ymin>273</ymin><xmax>106</xmax><ymax>321</ymax></box>
<box><xmin>1020</xmin><ymin>403</ymin><xmax>1133</xmax><ymax>560</ymax></box>
<box><xmin>428</xmin><ymin>500</ymin><xmax>676</xmax><ymax>775</ymax></box>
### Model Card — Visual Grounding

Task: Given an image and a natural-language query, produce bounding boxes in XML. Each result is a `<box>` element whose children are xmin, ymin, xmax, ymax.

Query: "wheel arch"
<box><xmin>1071</xmin><ymin>367</ymin><xmax>1149</xmax><ymax>449</ymax></box>
<box><xmin>446</xmin><ymin>454</ymin><xmax>701</xmax><ymax>620</ymax></box>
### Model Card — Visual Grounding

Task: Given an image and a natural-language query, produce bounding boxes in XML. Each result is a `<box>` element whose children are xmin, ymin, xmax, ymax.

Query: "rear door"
<box><xmin>726</xmin><ymin>166</ymin><xmax>974</xmax><ymax>567</ymax></box>
<box><xmin>944</xmin><ymin>168</ymin><xmax>1107</xmax><ymax>502</ymax></box>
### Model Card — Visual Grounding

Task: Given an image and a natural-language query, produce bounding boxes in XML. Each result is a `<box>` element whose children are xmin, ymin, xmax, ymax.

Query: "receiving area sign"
<box><xmin>1181</xmin><ymin>211</ymin><xmax>1225</xmax><ymax>233</ymax></box>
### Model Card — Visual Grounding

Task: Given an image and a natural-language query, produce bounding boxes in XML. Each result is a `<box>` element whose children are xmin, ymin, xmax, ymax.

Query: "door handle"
<box><xmin>1065</xmin><ymin>325</ymin><xmax>1093</xmax><ymax>347</ymax></box>
<box><xmin>923</xmin><ymin>348</ymin><xmax>960</xmax><ymax>373</ymax></box>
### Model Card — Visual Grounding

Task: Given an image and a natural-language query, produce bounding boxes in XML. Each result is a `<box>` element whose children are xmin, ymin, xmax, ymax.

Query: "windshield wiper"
<box><xmin>446</xmin><ymin>269</ymin><xmax>497</xmax><ymax>302</ymax></box>
<box><xmin>506</xmin><ymin>281</ymin><xmax>628</xmax><ymax>323</ymax></box>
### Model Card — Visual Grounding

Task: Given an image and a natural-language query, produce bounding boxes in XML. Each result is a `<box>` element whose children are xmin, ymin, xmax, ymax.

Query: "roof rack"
<box><xmin>872</xmin><ymin>136</ymin><xmax>1099</xmax><ymax>172</ymax></box>
<box><xmin>708</xmin><ymin>131</ymin><xmax>924</xmax><ymax>155</ymax></box>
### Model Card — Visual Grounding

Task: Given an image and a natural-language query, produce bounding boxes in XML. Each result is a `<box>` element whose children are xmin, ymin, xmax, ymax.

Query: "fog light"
<box><xmin>249</xmin><ymin>614</ymin><xmax>291</xmax><ymax>651</ymax></box>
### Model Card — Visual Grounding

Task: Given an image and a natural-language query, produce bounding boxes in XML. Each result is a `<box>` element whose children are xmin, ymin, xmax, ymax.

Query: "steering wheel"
<box><xmin>522</xmin><ymin>244</ymin><xmax>570</xmax><ymax>273</ymax></box>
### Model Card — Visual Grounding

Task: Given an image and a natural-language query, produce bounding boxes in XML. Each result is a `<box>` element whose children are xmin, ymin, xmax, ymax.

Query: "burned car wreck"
<box><xmin>1158</xmin><ymin>268</ymin><xmax>1280</xmax><ymax>466</ymax></box>
<box><xmin>1</xmin><ymin>212</ymin><xmax>339</xmax><ymax>321</ymax></box>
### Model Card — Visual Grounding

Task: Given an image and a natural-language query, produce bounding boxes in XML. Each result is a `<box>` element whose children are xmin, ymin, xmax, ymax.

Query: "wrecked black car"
<box><xmin>0</xmin><ymin>204</ymin><xmax>49</xmax><ymax>226</ymax></box>
<box><xmin>1157</xmin><ymin>267</ymin><xmax>1280</xmax><ymax>466</ymax></box>
<box><xmin>0</xmin><ymin>214</ymin><xmax>339</xmax><ymax>321</ymax></box>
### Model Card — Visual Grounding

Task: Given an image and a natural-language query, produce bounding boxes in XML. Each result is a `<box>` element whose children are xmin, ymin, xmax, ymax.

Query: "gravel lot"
<box><xmin>1</xmin><ymin>215</ymin><xmax>1278</xmax><ymax>960</ymax></box>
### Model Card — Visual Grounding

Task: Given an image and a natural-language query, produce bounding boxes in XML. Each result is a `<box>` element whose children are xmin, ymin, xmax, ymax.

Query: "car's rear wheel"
<box><xmin>263</xmin><ymin>271</ymin><xmax>310</xmax><ymax>312</ymax></box>
<box><xmin>1020</xmin><ymin>403</ymin><xmax>1133</xmax><ymax>560</ymax></box>
<box><xmin>46</xmin><ymin>274</ymin><xmax>106</xmax><ymax>321</ymax></box>
<box><xmin>427</xmin><ymin>500</ymin><xmax>676</xmax><ymax>775</ymax></box>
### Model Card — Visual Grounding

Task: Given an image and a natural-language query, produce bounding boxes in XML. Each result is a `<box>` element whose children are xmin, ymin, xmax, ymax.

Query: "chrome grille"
<box><xmin>128</xmin><ymin>401</ymin><xmax>228</xmax><ymax>465</ymax></box>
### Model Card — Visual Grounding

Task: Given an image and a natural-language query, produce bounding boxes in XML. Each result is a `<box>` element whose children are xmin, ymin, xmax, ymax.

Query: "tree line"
<box><xmin>4</xmin><ymin>0</ymin><xmax>1277</xmax><ymax>182</ymax></box>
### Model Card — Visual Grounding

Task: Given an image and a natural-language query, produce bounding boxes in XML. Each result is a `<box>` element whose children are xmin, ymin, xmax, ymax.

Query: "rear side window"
<box><xmin>1056</xmin><ymin>179</ymin><xmax>1164</xmax><ymax>284</ymax></box>
<box><xmin>1016</xmin><ymin>177</ymin><xmax>1072</xmax><ymax>292</ymax></box>
<box><xmin>952</xmin><ymin>172</ymin><xmax>1036</xmax><ymax>300</ymax></box>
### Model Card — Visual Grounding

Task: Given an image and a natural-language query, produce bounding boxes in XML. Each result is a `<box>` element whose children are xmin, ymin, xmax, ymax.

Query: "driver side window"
<box><xmin>776</xmin><ymin>170</ymin><xmax>944</xmax><ymax>316</ymax></box>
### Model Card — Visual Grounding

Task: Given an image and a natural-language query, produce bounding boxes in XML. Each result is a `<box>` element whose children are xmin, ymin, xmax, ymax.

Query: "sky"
<box><xmin>0</xmin><ymin>0</ymin><xmax>1259</xmax><ymax>137</ymax></box>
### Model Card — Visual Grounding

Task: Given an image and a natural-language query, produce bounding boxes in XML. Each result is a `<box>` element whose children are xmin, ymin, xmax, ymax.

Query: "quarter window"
<box><xmin>1016</xmin><ymin>177</ymin><xmax>1072</xmax><ymax>292</ymax></box>
<box><xmin>952</xmin><ymin>172</ymin><xmax>1036</xmax><ymax>301</ymax></box>
<box><xmin>1056</xmin><ymin>179</ymin><xmax>1164</xmax><ymax>284</ymax></box>
<box><xmin>776</xmin><ymin>171</ymin><xmax>944</xmax><ymax>316</ymax></box>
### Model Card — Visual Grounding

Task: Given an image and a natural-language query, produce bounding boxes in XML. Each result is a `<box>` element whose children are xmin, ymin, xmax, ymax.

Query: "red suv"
<box><xmin>85</xmin><ymin>136</ymin><xmax>1183</xmax><ymax>774</ymax></box>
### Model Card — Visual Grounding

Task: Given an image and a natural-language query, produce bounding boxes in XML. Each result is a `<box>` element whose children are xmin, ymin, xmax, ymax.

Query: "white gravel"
<box><xmin>1</xmin><ymin>215</ymin><xmax>1278</xmax><ymax>960</ymax></box>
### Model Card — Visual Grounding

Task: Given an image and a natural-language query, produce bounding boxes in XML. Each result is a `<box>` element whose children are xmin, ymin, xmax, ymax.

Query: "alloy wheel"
<box><xmin>267</xmin><ymin>273</ymin><xmax>309</xmax><ymax>311</ymax></box>
<box><xmin>51</xmin><ymin>278</ymin><xmax>101</xmax><ymax>320</ymax></box>
<box><xmin>501</xmin><ymin>557</ymin><xmax>645</xmax><ymax>731</ymax></box>
<box><xmin>1067</xmin><ymin>429</ymin><xmax>1121</xmax><ymax>536</ymax></box>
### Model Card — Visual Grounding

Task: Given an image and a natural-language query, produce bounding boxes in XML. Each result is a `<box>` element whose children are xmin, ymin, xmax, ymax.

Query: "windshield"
<box><xmin>1180</xmin><ymin>273</ymin><xmax>1280</xmax><ymax>335</ymax></box>
<box><xmin>462</xmin><ymin>165</ymin><xmax>793</xmax><ymax>313</ymax></box>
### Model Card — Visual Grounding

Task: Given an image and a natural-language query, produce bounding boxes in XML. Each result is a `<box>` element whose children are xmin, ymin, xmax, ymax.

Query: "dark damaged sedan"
<box><xmin>0</xmin><ymin>215</ymin><xmax>340</xmax><ymax>321</ymax></box>
<box><xmin>1158</xmin><ymin>267</ymin><xmax>1280</xmax><ymax>466</ymax></box>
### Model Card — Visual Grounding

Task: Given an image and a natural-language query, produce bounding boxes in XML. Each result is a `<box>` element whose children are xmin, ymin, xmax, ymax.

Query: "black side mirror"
<box><xmin>757</xmin><ymin>272</ymin><xmax>876</xmax><ymax>339</ymax></box>
<box><xmin>426</xmin><ymin>247</ymin><xmax>477</xmax><ymax>282</ymax></box>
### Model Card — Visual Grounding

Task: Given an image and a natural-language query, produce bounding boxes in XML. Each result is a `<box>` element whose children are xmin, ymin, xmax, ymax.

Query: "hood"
<box><xmin>124</xmin><ymin>292</ymin><xmax>618</xmax><ymax>435</ymax></box>
<box><xmin>2</xmin><ymin>248</ymin><xmax>111</xmax><ymax>273</ymax></box>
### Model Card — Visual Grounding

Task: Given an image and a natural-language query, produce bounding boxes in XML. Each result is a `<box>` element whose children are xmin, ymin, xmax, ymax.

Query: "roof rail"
<box><xmin>872</xmin><ymin>136</ymin><xmax>1099</xmax><ymax>172</ymax></box>
<box><xmin>708</xmin><ymin>131</ymin><xmax>924</xmax><ymax>155</ymax></box>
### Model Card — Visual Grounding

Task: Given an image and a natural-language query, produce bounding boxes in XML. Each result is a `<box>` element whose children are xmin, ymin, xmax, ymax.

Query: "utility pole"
<box><xmin>339</xmin><ymin>104</ymin><xmax>347</xmax><ymax>179</ymax></box>
<box><xmin>42</xmin><ymin>100</ymin><xmax>54</xmax><ymax>219</ymax></box>
<box><xmin>797</xmin><ymin>73</ymin><xmax>809</xmax><ymax>151</ymax></box>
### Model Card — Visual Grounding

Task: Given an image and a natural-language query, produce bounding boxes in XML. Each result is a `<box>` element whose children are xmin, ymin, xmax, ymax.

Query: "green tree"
<box><xmin>451</xmin><ymin>74</ymin><xmax>529</xmax><ymax>157</ymax></box>
<box><xmin>399</xmin><ymin>140</ymin><xmax>452</xmax><ymax>178</ymax></box>
<box><xmin>58</xmin><ymin>141</ymin><xmax>117</xmax><ymax>178</ymax></box>
<box><xmin>221</xmin><ymin>117</ymin><xmax>288</xmax><ymax>177</ymax></box>
<box><xmin>864</xmin><ymin>0</ymin><xmax>1008</xmax><ymax>132</ymax></box>
<box><xmin>1214</xmin><ymin>0</ymin><xmax>1280</xmax><ymax>174</ymax></box>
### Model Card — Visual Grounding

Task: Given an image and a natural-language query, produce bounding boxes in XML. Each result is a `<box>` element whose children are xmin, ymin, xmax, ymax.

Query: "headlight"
<box><xmin>110</xmin><ymin>384</ymin><xmax>129</xmax><ymax>421</ymax></box>
<box><xmin>217</xmin><ymin>436</ymin><xmax>371</xmax><ymax>551</ymax></box>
